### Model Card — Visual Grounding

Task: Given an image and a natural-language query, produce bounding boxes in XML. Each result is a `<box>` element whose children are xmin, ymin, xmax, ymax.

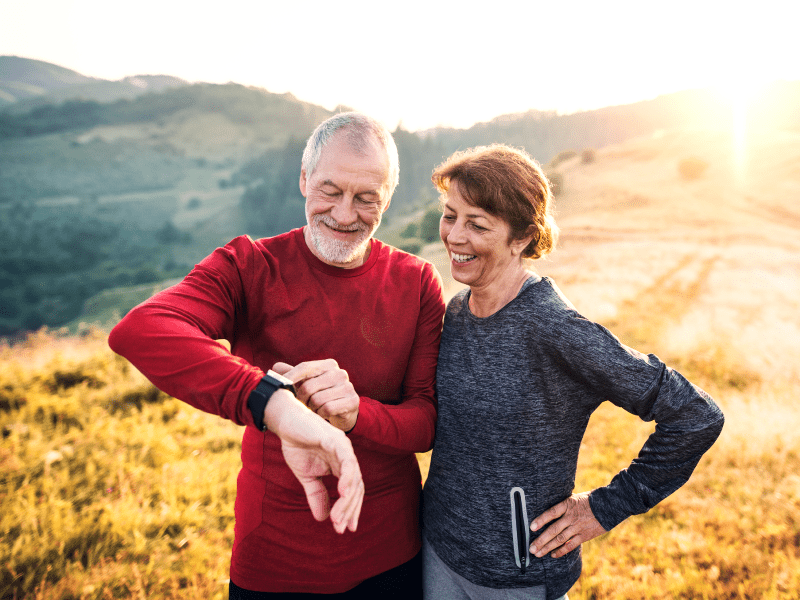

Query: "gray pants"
<box><xmin>422</xmin><ymin>538</ymin><xmax>568</xmax><ymax>600</ymax></box>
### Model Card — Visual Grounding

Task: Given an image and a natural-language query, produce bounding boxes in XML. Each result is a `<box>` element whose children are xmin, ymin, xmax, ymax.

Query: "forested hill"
<box><xmin>1</xmin><ymin>56</ymin><xmax>799</xmax><ymax>337</ymax></box>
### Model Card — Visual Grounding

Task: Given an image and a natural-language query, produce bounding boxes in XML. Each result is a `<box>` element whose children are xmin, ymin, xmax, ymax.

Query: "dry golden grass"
<box><xmin>1</xmin><ymin>329</ymin><xmax>239</xmax><ymax>599</ymax></box>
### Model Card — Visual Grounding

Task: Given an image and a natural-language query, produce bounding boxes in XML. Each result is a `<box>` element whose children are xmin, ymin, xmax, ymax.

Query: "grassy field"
<box><xmin>2</xmin><ymin>316</ymin><xmax>798</xmax><ymax>598</ymax></box>
<box><xmin>3</xmin><ymin>127</ymin><xmax>800</xmax><ymax>598</ymax></box>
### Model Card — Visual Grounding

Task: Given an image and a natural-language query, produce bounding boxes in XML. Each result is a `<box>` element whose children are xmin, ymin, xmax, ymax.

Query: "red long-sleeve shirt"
<box><xmin>108</xmin><ymin>228</ymin><xmax>445</xmax><ymax>592</ymax></box>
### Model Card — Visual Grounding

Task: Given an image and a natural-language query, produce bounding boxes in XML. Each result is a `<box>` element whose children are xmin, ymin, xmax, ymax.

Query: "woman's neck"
<box><xmin>468</xmin><ymin>264</ymin><xmax>533</xmax><ymax>318</ymax></box>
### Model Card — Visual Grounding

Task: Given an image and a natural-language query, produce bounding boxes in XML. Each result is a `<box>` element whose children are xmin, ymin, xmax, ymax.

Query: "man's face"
<box><xmin>300</xmin><ymin>132</ymin><xmax>391</xmax><ymax>268</ymax></box>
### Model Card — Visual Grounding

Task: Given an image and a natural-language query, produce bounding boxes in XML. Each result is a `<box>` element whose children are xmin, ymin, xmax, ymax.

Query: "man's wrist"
<box><xmin>247</xmin><ymin>371</ymin><xmax>296</xmax><ymax>431</ymax></box>
<box><xmin>262</xmin><ymin>388</ymin><xmax>301</xmax><ymax>435</ymax></box>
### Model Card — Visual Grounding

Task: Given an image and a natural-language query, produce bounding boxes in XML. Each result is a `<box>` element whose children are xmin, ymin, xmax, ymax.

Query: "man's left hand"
<box><xmin>529</xmin><ymin>492</ymin><xmax>607</xmax><ymax>558</ymax></box>
<box><xmin>273</xmin><ymin>360</ymin><xmax>360</xmax><ymax>432</ymax></box>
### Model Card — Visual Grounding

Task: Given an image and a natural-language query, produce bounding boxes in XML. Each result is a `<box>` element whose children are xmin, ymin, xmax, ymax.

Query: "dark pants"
<box><xmin>229</xmin><ymin>551</ymin><xmax>422</xmax><ymax>600</ymax></box>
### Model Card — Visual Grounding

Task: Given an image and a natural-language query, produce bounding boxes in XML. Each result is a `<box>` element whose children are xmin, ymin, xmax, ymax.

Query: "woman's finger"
<box><xmin>530</xmin><ymin>497</ymin><xmax>568</xmax><ymax>531</ymax></box>
<box><xmin>530</xmin><ymin>515</ymin><xmax>572</xmax><ymax>557</ymax></box>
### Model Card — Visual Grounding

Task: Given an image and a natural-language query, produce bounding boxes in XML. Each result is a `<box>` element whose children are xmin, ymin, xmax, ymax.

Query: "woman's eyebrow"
<box><xmin>443</xmin><ymin>202</ymin><xmax>490</xmax><ymax>220</ymax></box>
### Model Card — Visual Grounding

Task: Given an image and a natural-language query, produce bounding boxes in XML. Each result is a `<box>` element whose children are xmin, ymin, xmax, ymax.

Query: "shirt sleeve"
<box><xmin>107</xmin><ymin>237</ymin><xmax>265</xmax><ymax>428</ymax></box>
<box><xmin>346</xmin><ymin>261</ymin><xmax>446</xmax><ymax>455</ymax></box>
<box><xmin>547</xmin><ymin>310</ymin><xmax>725</xmax><ymax>531</ymax></box>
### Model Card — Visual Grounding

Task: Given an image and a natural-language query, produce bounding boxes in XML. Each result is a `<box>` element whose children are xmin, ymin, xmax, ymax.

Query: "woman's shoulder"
<box><xmin>518</xmin><ymin>276</ymin><xmax>577</xmax><ymax>316</ymax></box>
<box><xmin>444</xmin><ymin>287</ymin><xmax>470</xmax><ymax>316</ymax></box>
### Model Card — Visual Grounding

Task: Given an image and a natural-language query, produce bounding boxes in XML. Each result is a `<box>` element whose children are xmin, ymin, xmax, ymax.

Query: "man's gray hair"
<box><xmin>302</xmin><ymin>112</ymin><xmax>400</xmax><ymax>197</ymax></box>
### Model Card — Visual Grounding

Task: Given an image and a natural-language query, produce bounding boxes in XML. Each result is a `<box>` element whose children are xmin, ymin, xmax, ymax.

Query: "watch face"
<box><xmin>266</xmin><ymin>369</ymin><xmax>295</xmax><ymax>393</ymax></box>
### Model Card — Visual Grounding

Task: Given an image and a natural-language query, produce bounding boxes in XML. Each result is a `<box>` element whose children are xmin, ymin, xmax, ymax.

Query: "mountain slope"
<box><xmin>0</xmin><ymin>55</ymin><xmax>94</xmax><ymax>102</ymax></box>
<box><xmin>0</xmin><ymin>56</ymin><xmax>187</xmax><ymax>109</ymax></box>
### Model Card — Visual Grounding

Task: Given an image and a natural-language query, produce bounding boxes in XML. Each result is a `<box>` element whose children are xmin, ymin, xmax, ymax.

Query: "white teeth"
<box><xmin>452</xmin><ymin>253</ymin><xmax>476</xmax><ymax>263</ymax></box>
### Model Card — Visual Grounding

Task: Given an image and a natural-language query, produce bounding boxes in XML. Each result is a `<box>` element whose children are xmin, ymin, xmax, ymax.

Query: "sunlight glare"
<box><xmin>713</xmin><ymin>76</ymin><xmax>768</xmax><ymax>185</ymax></box>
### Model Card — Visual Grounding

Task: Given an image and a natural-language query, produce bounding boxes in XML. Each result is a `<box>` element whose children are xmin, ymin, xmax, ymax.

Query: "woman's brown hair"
<box><xmin>431</xmin><ymin>144</ymin><xmax>559</xmax><ymax>260</ymax></box>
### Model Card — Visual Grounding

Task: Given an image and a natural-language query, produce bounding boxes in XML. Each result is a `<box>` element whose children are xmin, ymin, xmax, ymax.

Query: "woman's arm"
<box><xmin>529</xmin><ymin>308</ymin><xmax>724</xmax><ymax>557</ymax></box>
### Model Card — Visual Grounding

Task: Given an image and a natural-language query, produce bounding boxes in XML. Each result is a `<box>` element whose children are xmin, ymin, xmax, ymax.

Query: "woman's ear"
<box><xmin>511</xmin><ymin>225</ymin><xmax>537</xmax><ymax>256</ymax></box>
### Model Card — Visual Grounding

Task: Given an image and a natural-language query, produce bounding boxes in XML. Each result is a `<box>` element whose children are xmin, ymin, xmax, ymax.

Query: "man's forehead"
<box><xmin>325</xmin><ymin>130</ymin><xmax>387</xmax><ymax>161</ymax></box>
<box><xmin>312</xmin><ymin>135</ymin><xmax>390</xmax><ymax>183</ymax></box>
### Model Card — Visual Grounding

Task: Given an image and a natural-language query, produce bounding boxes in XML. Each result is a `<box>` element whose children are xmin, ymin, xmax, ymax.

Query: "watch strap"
<box><xmin>247</xmin><ymin>370</ymin><xmax>296</xmax><ymax>431</ymax></box>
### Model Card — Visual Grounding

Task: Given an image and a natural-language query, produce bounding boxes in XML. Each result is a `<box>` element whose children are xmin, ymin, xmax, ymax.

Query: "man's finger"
<box><xmin>282</xmin><ymin>360</ymin><xmax>338</xmax><ymax>388</ymax></box>
<box><xmin>331</xmin><ymin>473</ymin><xmax>363</xmax><ymax>533</ymax></box>
<box><xmin>271</xmin><ymin>362</ymin><xmax>293</xmax><ymax>376</ymax></box>
<box><xmin>299</xmin><ymin>478</ymin><xmax>331</xmax><ymax>523</ymax></box>
<box><xmin>328</xmin><ymin>441</ymin><xmax>363</xmax><ymax>532</ymax></box>
<box><xmin>313</xmin><ymin>396</ymin><xmax>352</xmax><ymax>418</ymax></box>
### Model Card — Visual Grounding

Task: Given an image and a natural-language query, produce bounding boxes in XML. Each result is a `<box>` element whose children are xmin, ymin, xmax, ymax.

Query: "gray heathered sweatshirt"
<box><xmin>422</xmin><ymin>276</ymin><xmax>724</xmax><ymax>600</ymax></box>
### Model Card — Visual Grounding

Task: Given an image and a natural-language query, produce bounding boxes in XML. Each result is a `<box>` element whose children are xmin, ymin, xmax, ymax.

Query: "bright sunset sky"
<box><xmin>2</xmin><ymin>0</ymin><xmax>799</xmax><ymax>131</ymax></box>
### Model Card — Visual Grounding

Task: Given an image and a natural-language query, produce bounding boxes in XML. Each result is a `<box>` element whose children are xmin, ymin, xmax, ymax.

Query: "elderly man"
<box><xmin>108</xmin><ymin>113</ymin><xmax>445</xmax><ymax>598</ymax></box>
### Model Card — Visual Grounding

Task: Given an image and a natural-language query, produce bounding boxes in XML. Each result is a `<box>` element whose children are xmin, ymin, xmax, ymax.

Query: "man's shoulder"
<box><xmin>218</xmin><ymin>230</ymin><xmax>301</xmax><ymax>259</ymax></box>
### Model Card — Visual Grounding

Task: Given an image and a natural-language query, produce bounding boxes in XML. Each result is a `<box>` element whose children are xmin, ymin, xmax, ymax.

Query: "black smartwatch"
<box><xmin>247</xmin><ymin>370</ymin><xmax>297</xmax><ymax>431</ymax></box>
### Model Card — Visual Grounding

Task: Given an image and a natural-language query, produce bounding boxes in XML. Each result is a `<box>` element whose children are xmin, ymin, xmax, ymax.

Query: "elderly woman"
<box><xmin>421</xmin><ymin>145</ymin><xmax>724</xmax><ymax>600</ymax></box>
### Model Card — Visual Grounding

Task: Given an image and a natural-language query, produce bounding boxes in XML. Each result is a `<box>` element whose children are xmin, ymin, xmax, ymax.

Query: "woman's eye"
<box><xmin>442</xmin><ymin>214</ymin><xmax>455</xmax><ymax>222</ymax></box>
<box><xmin>469</xmin><ymin>223</ymin><xmax>486</xmax><ymax>231</ymax></box>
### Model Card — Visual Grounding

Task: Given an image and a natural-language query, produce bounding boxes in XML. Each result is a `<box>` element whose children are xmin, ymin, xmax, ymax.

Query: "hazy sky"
<box><xmin>2</xmin><ymin>0</ymin><xmax>798</xmax><ymax>131</ymax></box>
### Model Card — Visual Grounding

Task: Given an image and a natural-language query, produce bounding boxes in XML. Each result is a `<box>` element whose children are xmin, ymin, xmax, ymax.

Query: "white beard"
<box><xmin>306</xmin><ymin>212</ymin><xmax>380</xmax><ymax>265</ymax></box>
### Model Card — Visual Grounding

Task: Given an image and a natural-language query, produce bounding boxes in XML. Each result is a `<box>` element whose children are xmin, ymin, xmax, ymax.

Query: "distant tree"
<box><xmin>548</xmin><ymin>150</ymin><xmax>577</xmax><ymax>168</ymax></box>
<box><xmin>400</xmin><ymin>222</ymin><xmax>419</xmax><ymax>238</ymax></box>
<box><xmin>546</xmin><ymin>171</ymin><xmax>564</xmax><ymax>197</ymax></box>
<box><xmin>419</xmin><ymin>205</ymin><xmax>442</xmax><ymax>243</ymax></box>
<box><xmin>398</xmin><ymin>241</ymin><xmax>422</xmax><ymax>255</ymax></box>
<box><xmin>155</xmin><ymin>221</ymin><xmax>181</xmax><ymax>244</ymax></box>
<box><xmin>187</xmin><ymin>197</ymin><xmax>202</xmax><ymax>210</ymax></box>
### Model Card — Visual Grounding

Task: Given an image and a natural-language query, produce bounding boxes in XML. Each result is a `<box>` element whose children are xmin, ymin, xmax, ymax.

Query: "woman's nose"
<box><xmin>444</xmin><ymin>220</ymin><xmax>466</xmax><ymax>244</ymax></box>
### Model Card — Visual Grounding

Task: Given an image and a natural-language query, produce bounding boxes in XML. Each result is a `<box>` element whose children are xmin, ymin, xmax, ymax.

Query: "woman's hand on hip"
<box><xmin>529</xmin><ymin>492</ymin><xmax>607</xmax><ymax>558</ymax></box>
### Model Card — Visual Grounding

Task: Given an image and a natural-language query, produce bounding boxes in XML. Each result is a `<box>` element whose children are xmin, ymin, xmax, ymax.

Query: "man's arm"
<box><xmin>108</xmin><ymin>238</ymin><xmax>364</xmax><ymax>530</ymax></box>
<box><xmin>108</xmin><ymin>240</ymin><xmax>265</xmax><ymax>425</ymax></box>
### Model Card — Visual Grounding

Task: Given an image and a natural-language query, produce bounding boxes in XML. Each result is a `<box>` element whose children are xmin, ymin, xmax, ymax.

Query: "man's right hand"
<box><xmin>272</xmin><ymin>360</ymin><xmax>360</xmax><ymax>433</ymax></box>
<box><xmin>263</xmin><ymin>389</ymin><xmax>364</xmax><ymax>534</ymax></box>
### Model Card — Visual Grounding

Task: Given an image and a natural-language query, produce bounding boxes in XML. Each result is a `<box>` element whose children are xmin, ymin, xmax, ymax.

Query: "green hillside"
<box><xmin>2</xmin><ymin>57</ymin><xmax>799</xmax><ymax>336</ymax></box>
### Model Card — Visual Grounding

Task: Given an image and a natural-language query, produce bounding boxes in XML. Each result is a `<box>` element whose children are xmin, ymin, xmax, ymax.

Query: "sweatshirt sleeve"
<box><xmin>346</xmin><ymin>261</ymin><xmax>446</xmax><ymax>454</ymax></box>
<box><xmin>547</xmin><ymin>309</ymin><xmax>724</xmax><ymax>531</ymax></box>
<box><xmin>108</xmin><ymin>237</ymin><xmax>265</xmax><ymax>428</ymax></box>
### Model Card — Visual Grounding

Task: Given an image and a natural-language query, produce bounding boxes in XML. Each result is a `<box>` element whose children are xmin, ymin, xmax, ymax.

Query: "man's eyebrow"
<box><xmin>318</xmin><ymin>179</ymin><xmax>383</xmax><ymax>198</ymax></box>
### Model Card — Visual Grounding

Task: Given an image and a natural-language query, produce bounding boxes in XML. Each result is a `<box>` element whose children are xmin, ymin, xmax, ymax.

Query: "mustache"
<box><xmin>314</xmin><ymin>214</ymin><xmax>368</xmax><ymax>233</ymax></box>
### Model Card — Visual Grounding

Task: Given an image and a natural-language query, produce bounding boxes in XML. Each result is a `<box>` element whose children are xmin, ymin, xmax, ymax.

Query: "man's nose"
<box><xmin>330</xmin><ymin>196</ymin><xmax>358</xmax><ymax>225</ymax></box>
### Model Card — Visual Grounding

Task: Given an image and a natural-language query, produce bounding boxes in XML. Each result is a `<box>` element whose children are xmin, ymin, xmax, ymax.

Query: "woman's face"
<box><xmin>439</xmin><ymin>184</ymin><xmax>526</xmax><ymax>290</ymax></box>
